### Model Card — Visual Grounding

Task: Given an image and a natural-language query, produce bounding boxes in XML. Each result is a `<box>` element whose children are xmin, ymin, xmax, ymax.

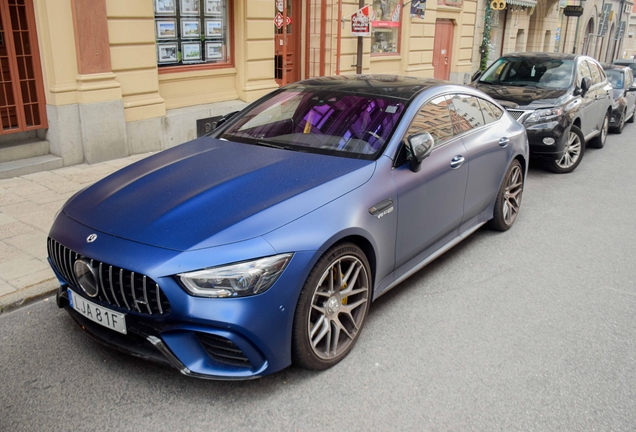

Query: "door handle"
<box><xmin>450</xmin><ymin>155</ymin><xmax>464</xmax><ymax>169</ymax></box>
<box><xmin>499</xmin><ymin>137</ymin><xmax>510</xmax><ymax>147</ymax></box>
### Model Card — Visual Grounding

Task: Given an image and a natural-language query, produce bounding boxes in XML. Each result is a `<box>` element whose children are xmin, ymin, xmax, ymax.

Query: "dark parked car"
<box><xmin>48</xmin><ymin>76</ymin><xmax>528</xmax><ymax>380</ymax></box>
<box><xmin>472</xmin><ymin>53</ymin><xmax>612</xmax><ymax>173</ymax></box>
<box><xmin>612</xmin><ymin>59</ymin><xmax>636</xmax><ymax>75</ymax></box>
<box><xmin>602</xmin><ymin>64</ymin><xmax>636</xmax><ymax>133</ymax></box>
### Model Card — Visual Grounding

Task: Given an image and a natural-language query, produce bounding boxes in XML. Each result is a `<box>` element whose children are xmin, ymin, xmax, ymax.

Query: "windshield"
<box><xmin>605</xmin><ymin>69</ymin><xmax>624</xmax><ymax>89</ymax></box>
<box><xmin>217</xmin><ymin>88</ymin><xmax>406</xmax><ymax>159</ymax></box>
<box><xmin>479</xmin><ymin>57</ymin><xmax>574</xmax><ymax>89</ymax></box>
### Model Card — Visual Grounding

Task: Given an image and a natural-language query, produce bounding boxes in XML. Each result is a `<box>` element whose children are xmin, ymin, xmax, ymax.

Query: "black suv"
<box><xmin>472</xmin><ymin>53</ymin><xmax>612</xmax><ymax>173</ymax></box>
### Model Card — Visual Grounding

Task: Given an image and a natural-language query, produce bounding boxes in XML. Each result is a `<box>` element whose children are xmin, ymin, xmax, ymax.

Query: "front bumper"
<box><xmin>524</xmin><ymin>119</ymin><xmax>569</xmax><ymax>157</ymax></box>
<box><xmin>609</xmin><ymin>105</ymin><xmax>625</xmax><ymax>128</ymax></box>
<box><xmin>49</xmin><ymin>212</ymin><xmax>316</xmax><ymax>380</ymax></box>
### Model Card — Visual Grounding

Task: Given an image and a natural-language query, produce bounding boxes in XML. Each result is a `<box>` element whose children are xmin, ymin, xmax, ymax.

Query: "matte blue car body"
<box><xmin>49</xmin><ymin>78</ymin><xmax>528</xmax><ymax>379</ymax></box>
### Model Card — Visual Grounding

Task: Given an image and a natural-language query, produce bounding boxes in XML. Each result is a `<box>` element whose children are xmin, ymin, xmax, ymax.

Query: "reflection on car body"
<box><xmin>48</xmin><ymin>75</ymin><xmax>529</xmax><ymax>380</ymax></box>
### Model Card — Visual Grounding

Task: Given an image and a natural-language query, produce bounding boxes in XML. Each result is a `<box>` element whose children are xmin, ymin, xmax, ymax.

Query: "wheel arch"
<box><xmin>317</xmin><ymin>232</ymin><xmax>378</xmax><ymax>289</ymax></box>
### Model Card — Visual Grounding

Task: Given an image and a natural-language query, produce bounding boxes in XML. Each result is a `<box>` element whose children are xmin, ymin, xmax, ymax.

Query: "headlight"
<box><xmin>178</xmin><ymin>253</ymin><xmax>293</xmax><ymax>298</ymax></box>
<box><xmin>524</xmin><ymin>107</ymin><xmax>563</xmax><ymax>123</ymax></box>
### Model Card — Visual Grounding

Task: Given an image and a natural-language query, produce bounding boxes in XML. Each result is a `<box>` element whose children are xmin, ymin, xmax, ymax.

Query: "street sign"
<box><xmin>563</xmin><ymin>6</ymin><xmax>584</xmax><ymax>17</ymax></box>
<box><xmin>351</xmin><ymin>5</ymin><xmax>371</xmax><ymax>36</ymax></box>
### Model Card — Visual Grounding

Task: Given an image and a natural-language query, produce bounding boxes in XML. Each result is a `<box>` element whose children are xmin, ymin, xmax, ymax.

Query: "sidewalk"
<box><xmin>0</xmin><ymin>153</ymin><xmax>153</xmax><ymax>314</ymax></box>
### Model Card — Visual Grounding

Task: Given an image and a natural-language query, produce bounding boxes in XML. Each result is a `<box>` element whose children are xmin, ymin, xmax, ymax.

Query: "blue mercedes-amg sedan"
<box><xmin>48</xmin><ymin>75</ymin><xmax>529</xmax><ymax>379</ymax></box>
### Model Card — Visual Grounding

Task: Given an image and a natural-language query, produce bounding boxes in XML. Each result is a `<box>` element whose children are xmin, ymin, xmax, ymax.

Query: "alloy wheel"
<box><xmin>556</xmin><ymin>130</ymin><xmax>582</xmax><ymax>169</ymax></box>
<box><xmin>502</xmin><ymin>165</ymin><xmax>523</xmax><ymax>226</ymax></box>
<box><xmin>308</xmin><ymin>255</ymin><xmax>370</xmax><ymax>360</ymax></box>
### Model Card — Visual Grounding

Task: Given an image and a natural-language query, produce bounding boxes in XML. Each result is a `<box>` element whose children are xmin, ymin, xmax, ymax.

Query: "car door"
<box><xmin>586</xmin><ymin>60</ymin><xmax>611</xmax><ymax>134</ymax></box>
<box><xmin>449</xmin><ymin>95</ymin><xmax>511</xmax><ymax>227</ymax></box>
<box><xmin>625</xmin><ymin>69</ymin><xmax>636</xmax><ymax>118</ymax></box>
<box><xmin>576</xmin><ymin>60</ymin><xmax>597</xmax><ymax>138</ymax></box>
<box><xmin>392</xmin><ymin>95</ymin><xmax>469</xmax><ymax>270</ymax></box>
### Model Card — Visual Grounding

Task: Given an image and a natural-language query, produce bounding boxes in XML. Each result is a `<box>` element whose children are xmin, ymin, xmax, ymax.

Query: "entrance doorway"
<box><xmin>433</xmin><ymin>19</ymin><xmax>453</xmax><ymax>80</ymax></box>
<box><xmin>0</xmin><ymin>0</ymin><xmax>47</xmax><ymax>134</ymax></box>
<box><xmin>274</xmin><ymin>0</ymin><xmax>301</xmax><ymax>86</ymax></box>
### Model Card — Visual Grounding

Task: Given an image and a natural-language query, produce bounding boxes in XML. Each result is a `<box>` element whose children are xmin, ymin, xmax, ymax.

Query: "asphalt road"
<box><xmin>2</xmin><ymin>130</ymin><xmax>636</xmax><ymax>431</ymax></box>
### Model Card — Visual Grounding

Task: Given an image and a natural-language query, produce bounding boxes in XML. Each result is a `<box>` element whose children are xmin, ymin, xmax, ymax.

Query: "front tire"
<box><xmin>292</xmin><ymin>243</ymin><xmax>371</xmax><ymax>370</ymax></box>
<box><xmin>488</xmin><ymin>160</ymin><xmax>524</xmax><ymax>231</ymax></box>
<box><xmin>543</xmin><ymin>126</ymin><xmax>585</xmax><ymax>174</ymax></box>
<box><xmin>588</xmin><ymin>111</ymin><xmax>609</xmax><ymax>148</ymax></box>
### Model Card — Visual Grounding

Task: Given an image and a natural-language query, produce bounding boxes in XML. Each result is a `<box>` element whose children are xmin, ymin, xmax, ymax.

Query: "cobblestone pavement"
<box><xmin>0</xmin><ymin>153</ymin><xmax>152</xmax><ymax>313</ymax></box>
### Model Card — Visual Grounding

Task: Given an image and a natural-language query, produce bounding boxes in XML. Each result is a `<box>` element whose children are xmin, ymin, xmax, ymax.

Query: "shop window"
<box><xmin>154</xmin><ymin>0</ymin><xmax>232</xmax><ymax>70</ymax></box>
<box><xmin>371</xmin><ymin>0</ymin><xmax>401</xmax><ymax>55</ymax></box>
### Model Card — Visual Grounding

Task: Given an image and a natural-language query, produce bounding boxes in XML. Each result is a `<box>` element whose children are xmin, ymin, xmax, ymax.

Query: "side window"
<box><xmin>447</xmin><ymin>94</ymin><xmax>486</xmax><ymax>134</ymax></box>
<box><xmin>577</xmin><ymin>61</ymin><xmax>592</xmax><ymax>87</ymax></box>
<box><xmin>626</xmin><ymin>70</ymin><xmax>633</xmax><ymax>88</ymax></box>
<box><xmin>477</xmin><ymin>98</ymin><xmax>504</xmax><ymax>124</ymax></box>
<box><xmin>587</xmin><ymin>61</ymin><xmax>602</xmax><ymax>85</ymax></box>
<box><xmin>405</xmin><ymin>96</ymin><xmax>454</xmax><ymax>147</ymax></box>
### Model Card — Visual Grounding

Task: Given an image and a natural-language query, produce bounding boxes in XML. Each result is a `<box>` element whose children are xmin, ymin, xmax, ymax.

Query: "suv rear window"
<box><xmin>479</xmin><ymin>57</ymin><xmax>574</xmax><ymax>89</ymax></box>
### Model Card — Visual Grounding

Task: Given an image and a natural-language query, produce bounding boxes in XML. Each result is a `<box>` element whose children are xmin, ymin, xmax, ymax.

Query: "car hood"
<box><xmin>473</xmin><ymin>83</ymin><xmax>570</xmax><ymax>109</ymax></box>
<box><xmin>63</xmin><ymin>137</ymin><xmax>374</xmax><ymax>251</ymax></box>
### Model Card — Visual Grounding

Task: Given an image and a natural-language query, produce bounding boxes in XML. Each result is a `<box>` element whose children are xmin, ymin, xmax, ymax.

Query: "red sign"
<box><xmin>351</xmin><ymin>5</ymin><xmax>371</xmax><ymax>36</ymax></box>
<box><xmin>274</xmin><ymin>13</ymin><xmax>284</xmax><ymax>29</ymax></box>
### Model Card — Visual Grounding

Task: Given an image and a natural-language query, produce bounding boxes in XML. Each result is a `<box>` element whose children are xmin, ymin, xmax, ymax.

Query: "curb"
<box><xmin>0</xmin><ymin>279</ymin><xmax>59</xmax><ymax>315</ymax></box>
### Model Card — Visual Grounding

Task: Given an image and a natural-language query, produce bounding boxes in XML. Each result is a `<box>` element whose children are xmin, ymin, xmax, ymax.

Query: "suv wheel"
<box><xmin>544</xmin><ymin>126</ymin><xmax>585</xmax><ymax>174</ymax></box>
<box><xmin>589</xmin><ymin>111</ymin><xmax>609</xmax><ymax>148</ymax></box>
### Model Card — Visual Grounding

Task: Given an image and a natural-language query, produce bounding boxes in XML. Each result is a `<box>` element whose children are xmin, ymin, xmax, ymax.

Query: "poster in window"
<box><xmin>205</xmin><ymin>0</ymin><xmax>222</xmax><ymax>16</ymax></box>
<box><xmin>205</xmin><ymin>19</ymin><xmax>223</xmax><ymax>38</ymax></box>
<box><xmin>181</xmin><ymin>19</ymin><xmax>201</xmax><ymax>38</ymax></box>
<box><xmin>410</xmin><ymin>0</ymin><xmax>426</xmax><ymax>18</ymax></box>
<box><xmin>155</xmin><ymin>0</ymin><xmax>176</xmax><ymax>15</ymax></box>
<box><xmin>206</xmin><ymin>42</ymin><xmax>224</xmax><ymax>60</ymax></box>
<box><xmin>156</xmin><ymin>19</ymin><xmax>177</xmax><ymax>39</ymax></box>
<box><xmin>157</xmin><ymin>43</ymin><xmax>178</xmax><ymax>63</ymax></box>
<box><xmin>182</xmin><ymin>42</ymin><xmax>202</xmax><ymax>62</ymax></box>
<box><xmin>180</xmin><ymin>0</ymin><xmax>200</xmax><ymax>15</ymax></box>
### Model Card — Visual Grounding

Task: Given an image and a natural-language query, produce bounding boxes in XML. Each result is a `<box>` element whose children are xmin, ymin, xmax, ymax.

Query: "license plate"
<box><xmin>68</xmin><ymin>289</ymin><xmax>127</xmax><ymax>334</ymax></box>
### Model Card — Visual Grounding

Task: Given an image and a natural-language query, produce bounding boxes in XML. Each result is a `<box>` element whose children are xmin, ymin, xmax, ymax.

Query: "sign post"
<box><xmin>351</xmin><ymin>3</ymin><xmax>371</xmax><ymax>74</ymax></box>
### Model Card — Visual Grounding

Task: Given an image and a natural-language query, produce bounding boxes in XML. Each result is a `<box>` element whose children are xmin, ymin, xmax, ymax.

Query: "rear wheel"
<box><xmin>544</xmin><ymin>126</ymin><xmax>585</xmax><ymax>174</ymax></box>
<box><xmin>588</xmin><ymin>111</ymin><xmax>609</xmax><ymax>148</ymax></box>
<box><xmin>292</xmin><ymin>243</ymin><xmax>371</xmax><ymax>370</ymax></box>
<box><xmin>488</xmin><ymin>160</ymin><xmax>524</xmax><ymax>231</ymax></box>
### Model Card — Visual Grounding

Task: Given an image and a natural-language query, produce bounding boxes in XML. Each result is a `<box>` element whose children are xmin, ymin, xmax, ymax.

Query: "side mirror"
<box><xmin>629</xmin><ymin>84</ymin><xmax>636</xmax><ymax>92</ymax></box>
<box><xmin>577</xmin><ymin>77</ymin><xmax>591</xmax><ymax>97</ymax></box>
<box><xmin>407</xmin><ymin>132</ymin><xmax>434</xmax><ymax>172</ymax></box>
<box><xmin>471</xmin><ymin>70</ymin><xmax>483</xmax><ymax>82</ymax></box>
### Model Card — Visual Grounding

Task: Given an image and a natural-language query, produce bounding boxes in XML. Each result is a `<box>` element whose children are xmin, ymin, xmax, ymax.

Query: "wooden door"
<box><xmin>433</xmin><ymin>19</ymin><xmax>453</xmax><ymax>81</ymax></box>
<box><xmin>274</xmin><ymin>0</ymin><xmax>301</xmax><ymax>86</ymax></box>
<box><xmin>0</xmin><ymin>0</ymin><xmax>47</xmax><ymax>134</ymax></box>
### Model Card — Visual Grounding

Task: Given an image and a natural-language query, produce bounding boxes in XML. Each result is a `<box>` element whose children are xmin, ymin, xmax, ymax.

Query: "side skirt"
<box><xmin>372</xmin><ymin>221</ymin><xmax>486</xmax><ymax>300</ymax></box>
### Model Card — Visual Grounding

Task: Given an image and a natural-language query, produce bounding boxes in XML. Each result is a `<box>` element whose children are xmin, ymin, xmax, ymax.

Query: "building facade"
<box><xmin>0</xmin><ymin>0</ymin><xmax>480</xmax><ymax>177</ymax></box>
<box><xmin>472</xmin><ymin>0</ymin><xmax>633</xmax><ymax>72</ymax></box>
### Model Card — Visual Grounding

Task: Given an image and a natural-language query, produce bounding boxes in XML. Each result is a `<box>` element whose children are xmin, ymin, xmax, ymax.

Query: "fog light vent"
<box><xmin>543</xmin><ymin>137</ymin><xmax>556</xmax><ymax>145</ymax></box>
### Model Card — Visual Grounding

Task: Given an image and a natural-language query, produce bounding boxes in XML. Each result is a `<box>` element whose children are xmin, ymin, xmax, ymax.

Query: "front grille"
<box><xmin>197</xmin><ymin>333</ymin><xmax>252</xmax><ymax>368</ymax></box>
<box><xmin>47</xmin><ymin>238</ymin><xmax>171</xmax><ymax>316</ymax></box>
<box><xmin>506</xmin><ymin>109</ymin><xmax>526</xmax><ymax>121</ymax></box>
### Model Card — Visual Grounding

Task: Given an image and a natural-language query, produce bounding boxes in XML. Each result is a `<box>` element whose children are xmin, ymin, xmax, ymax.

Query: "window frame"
<box><xmin>370</xmin><ymin>0</ymin><xmax>403</xmax><ymax>57</ymax></box>
<box><xmin>156</xmin><ymin>0</ymin><xmax>235</xmax><ymax>74</ymax></box>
